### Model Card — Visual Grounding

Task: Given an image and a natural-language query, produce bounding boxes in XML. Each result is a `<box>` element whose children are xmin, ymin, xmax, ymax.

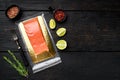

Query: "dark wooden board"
<box><xmin>48</xmin><ymin>11</ymin><xmax>120</xmax><ymax>52</ymax></box>
<box><xmin>1</xmin><ymin>51</ymin><xmax>120</xmax><ymax>80</ymax></box>
<box><xmin>0</xmin><ymin>0</ymin><xmax>120</xmax><ymax>80</ymax></box>
<box><xmin>0</xmin><ymin>11</ymin><xmax>120</xmax><ymax>51</ymax></box>
<box><xmin>0</xmin><ymin>0</ymin><xmax>120</xmax><ymax>11</ymax></box>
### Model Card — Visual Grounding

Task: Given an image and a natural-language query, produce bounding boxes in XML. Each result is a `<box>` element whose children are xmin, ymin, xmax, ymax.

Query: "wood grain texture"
<box><xmin>0</xmin><ymin>0</ymin><xmax>120</xmax><ymax>80</ymax></box>
<box><xmin>1</xmin><ymin>51</ymin><xmax>120</xmax><ymax>80</ymax></box>
<box><xmin>0</xmin><ymin>0</ymin><xmax>120</xmax><ymax>11</ymax></box>
<box><xmin>0</xmin><ymin>11</ymin><xmax>120</xmax><ymax>51</ymax></box>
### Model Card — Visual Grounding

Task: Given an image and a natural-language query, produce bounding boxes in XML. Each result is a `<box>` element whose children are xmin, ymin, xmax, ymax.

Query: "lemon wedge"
<box><xmin>56</xmin><ymin>28</ymin><xmax>66</xmax><ymax>37</ymax></box>
<box><xmin>49</xmin><ymin>19</ymin><xmax>56</xmax><ymax>29</ymax></box>
<box><xmin>56</xmin><ymin>40</ymin><xmax>67</xmax><ymax>50</ymax></box>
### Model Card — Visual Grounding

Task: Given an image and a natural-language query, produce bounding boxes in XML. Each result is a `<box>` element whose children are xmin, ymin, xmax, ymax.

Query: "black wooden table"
<box><xmin>0</xmin><ymin>0</ymin><xmax>120</xmax><ymax>80</ymax></box>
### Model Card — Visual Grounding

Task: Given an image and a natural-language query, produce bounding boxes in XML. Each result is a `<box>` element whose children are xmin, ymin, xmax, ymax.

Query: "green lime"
<box><xmin>56</xmin><ymin>28</ymin><xmax>66</xmax><ymax>37</ymax></box>
<box><xmin>49</xmin><ymin>19</ymin><xmax>56</xmax><ymax>29</ymax></box>
<box><xmin>56</xmin><ymin>40</ymin><xmax>67</xmax><ymax>50</ymax></box>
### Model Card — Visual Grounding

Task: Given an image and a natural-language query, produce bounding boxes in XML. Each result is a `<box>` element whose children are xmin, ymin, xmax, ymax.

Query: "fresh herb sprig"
<box><xmin>3</xmin><ymin>50</ymin><xmax>28</xmax><ymax>77</ymax></box>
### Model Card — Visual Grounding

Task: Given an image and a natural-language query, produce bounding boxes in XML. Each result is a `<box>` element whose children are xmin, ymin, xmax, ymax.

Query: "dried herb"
<box><xmin>3</xmin><ymin>50</ymin><xmax>28</xmax><ymax>77</ymax></box>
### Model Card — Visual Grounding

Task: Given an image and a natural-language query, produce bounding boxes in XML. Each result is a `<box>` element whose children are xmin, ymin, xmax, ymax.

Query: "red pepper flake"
<box><xmin>54</xmin><ymin>9</ymin><xmax>66</xmax><ymax>22</ymax></box>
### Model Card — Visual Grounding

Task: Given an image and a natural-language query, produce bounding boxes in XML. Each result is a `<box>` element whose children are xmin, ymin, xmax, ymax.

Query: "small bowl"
<box><xmin>53</xmin><ymin>9</ymin><xmax>67</xmax><ymax>23</ymax></box>
<box><xmin>5</xmin><ymin>5</ymin><xmax>22</xmax><ymax>21</ymax></box>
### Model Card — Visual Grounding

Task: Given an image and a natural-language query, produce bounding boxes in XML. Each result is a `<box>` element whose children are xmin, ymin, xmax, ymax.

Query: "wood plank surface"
<box><xmin>1</xmin><ymin>51</ymin><xmax>120</xmax><ymax>80</ymax></box>
<box><xmin>0</xmin><ymin>0</ymin><xmax>120</xmax><ymax>11</ymax></box>
<box><xmin>0</xmin><ymin>11</ymin><xmax>120</xmax><ymax>51</ymax></box>
<box><xmin>0</xmin><ymin>0</ymin><xmax>120</xmax><ymax>80</ymax></box>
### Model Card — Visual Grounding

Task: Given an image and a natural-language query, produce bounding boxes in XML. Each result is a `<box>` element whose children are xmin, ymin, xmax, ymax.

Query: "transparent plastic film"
<box><xmin>17</xmin><ymin>13</ymin><xmax>61</xmax><ymax>73</ymax></box>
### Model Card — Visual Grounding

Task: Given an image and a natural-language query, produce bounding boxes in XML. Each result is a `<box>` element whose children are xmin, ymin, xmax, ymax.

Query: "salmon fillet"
<box><xmin>23</xmin><ymin>17</ymin><xmax>49</xmax><ymax>55</ymax></box>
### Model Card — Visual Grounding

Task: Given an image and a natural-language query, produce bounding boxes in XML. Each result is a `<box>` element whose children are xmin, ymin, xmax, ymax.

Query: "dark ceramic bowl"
<box><xmin>5</xmin><ymin>5</ymin><xmax>22</xmax><ymax>21</ymax></box>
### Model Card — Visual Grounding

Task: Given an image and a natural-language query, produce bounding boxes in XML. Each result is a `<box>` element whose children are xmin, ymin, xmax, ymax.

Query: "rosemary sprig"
<box><xmin>3</xmin><ymin>50</ymin><xmax>28</xmax><ymax>77</ymax></box>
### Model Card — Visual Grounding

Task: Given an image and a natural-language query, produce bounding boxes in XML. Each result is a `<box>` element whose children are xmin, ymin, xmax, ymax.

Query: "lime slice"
<box><xmin>56</xmin><ymin>28</ymin><xmax>66</xmax><ymax>37</ymax></box>
<box><xmin>56</xmin><ymin>40</ymin><xmax>67</xmax><ymax>50</ymax></box>
<box><xmin>49</xmin><ymin>19</ymin><xmax>56</xmax><ymax>29</ymax></box>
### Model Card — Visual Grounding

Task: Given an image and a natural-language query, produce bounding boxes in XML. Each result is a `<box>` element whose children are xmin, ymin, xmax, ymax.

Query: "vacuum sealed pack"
<box><xmin>17</xmin><ymin>13</ymin><xmax>61</xmax><ymax>73</ymax></box>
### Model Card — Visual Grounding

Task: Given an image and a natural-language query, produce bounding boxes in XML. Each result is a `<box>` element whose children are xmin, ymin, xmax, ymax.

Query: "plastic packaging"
<box><xmin>17</xmin><ymin>13</ymin><xmax>61</xmax><ymax>73</ymax></box>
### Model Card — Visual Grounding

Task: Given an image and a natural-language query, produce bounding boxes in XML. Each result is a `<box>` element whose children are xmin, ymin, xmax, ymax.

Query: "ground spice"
<box><xmin>54</xmin><ymin>10</ymin><xmax>65</xmax><ymax>22</ymax></box>
<box><xmin>7</xmin><ymin>6</ymin><xmax>19</xmax><ymax>19</ymax></box>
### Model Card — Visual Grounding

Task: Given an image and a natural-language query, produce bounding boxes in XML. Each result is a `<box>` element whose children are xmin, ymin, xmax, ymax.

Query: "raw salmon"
<box><xmin>23</xmin><ymin>17</ymin><xmax>49</xmax><ymax>55</ymax></box>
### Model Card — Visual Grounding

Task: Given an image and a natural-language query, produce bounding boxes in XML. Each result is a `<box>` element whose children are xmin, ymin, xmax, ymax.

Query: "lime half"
<box><xmin>56</xmin><ymin>28</ymin><xmax>66</xmax><ymax>37</ymax></box>
<box><xmin>49</xmin><ymin>19</ymin><xmax>56</xmax><ymax>29</ymax></box>
<box><xmin>56</xmin><ymin>40</ymin><xmax>67</xmax><ymax>50</ymax></box>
